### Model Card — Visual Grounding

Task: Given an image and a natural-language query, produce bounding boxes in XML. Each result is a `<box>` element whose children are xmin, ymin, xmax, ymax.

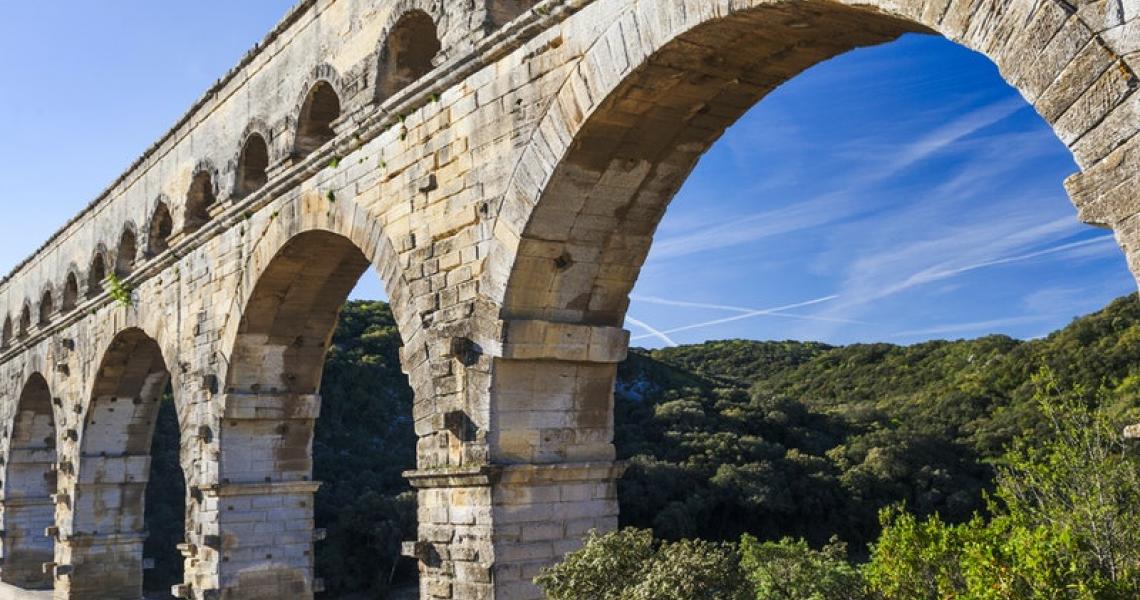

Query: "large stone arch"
<box><xmin>60</xmin><ymin>327</ymin><xmax>178</xmax><ymax>600</ymax></box>
<box><xmin>192</xmin><ymin>194</ymin><xmax>414</xmax><ymax>599</ymax></box>
<box><xmin>477</xmin><ymin>1</ymin><xmax>1139</xmax><ymax>598</ymax></box>
<box><xmin>491</xmin><ymin>0</ymin><xmax>1137</xmax><ymax>322</ymax></box>
<box><xmin>0</xmin><ymin>372</ymin><xmax>58</xmax><ymax>589</ymax></box>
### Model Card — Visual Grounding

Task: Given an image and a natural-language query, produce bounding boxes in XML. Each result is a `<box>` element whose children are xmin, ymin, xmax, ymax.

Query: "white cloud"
<box><xmin>625</xmin><ymin>315</ymin><xmax>678</xmax><ymax>347</ymax></box>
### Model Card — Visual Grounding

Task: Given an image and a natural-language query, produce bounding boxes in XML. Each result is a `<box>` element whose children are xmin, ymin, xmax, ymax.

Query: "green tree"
<box><xmin>864</xmin><ymin>370</ymin><xmax>1140</xmax><ymax>599</ymax></box>
<box><xmin>738</xmin><ymin>535</ymin><xmax>868</xmax><ymax>600</ymax></box>
<box><xmin>535</xmin><ymin>529</ymin><xmax>749</xmax><ymax>600</ymax></box>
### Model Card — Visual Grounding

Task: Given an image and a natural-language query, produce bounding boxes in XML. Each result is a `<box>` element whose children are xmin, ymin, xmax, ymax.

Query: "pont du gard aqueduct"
<box><xmin>0</xmin><ymin>0</ymin><xmax>1135</xmax><ymax>598</ymax></box>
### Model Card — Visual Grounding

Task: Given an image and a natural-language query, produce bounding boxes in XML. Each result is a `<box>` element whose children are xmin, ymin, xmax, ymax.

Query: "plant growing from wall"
<box><xmin>105</xmin><ymin>272</ymin><xmax>133</xmax><ymax>307</ymax></box>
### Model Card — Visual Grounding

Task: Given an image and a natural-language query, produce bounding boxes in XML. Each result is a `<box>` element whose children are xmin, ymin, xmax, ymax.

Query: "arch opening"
<box><xmin>184</xmin><ymin>171</ymin><xmax>216</xmax><ymax>234</ymax></box>
<box><xmin>148</xmin><ymin>202</ymin><xmax>174</xmax><ymax>255</ymax></box>
<box><xmin>87</xmin><ymin>252</ymin><xmax>107</xmax><ymax>298</ymax></box>
<box><xmin>488</xmin><ymin>3</ymin><xmax>1137</xmax><ymax>595</ymax></box>
<box><xmin>18</xmin><ymin>304</ymin><xmax>31</xmax><ymax>337</ymax></box>
<box><xmin>220</xmin><ymin>230</ymin><xmax>417</xmax><ymax>597</ymax></box>
<box><xmin>503</xmin><ymin>4</ymin><xmax>925</xmax><ymax>325</ymax></box>
<box><xmin>71</xmin><ymin>328</ymin><xmax>183</xmax><ymax>599</ymax></box>
<box><xmin>236</xmin><ymin>133</ymin><xmax>270</xmax><ymax>198</ymax></box>
<box><xmin>2</xmin><ymin>317</ymin><xmax>12</xmax><ymax>349</ymax></box>
<box><xmin>378</xmin><ymin>11</ymin><xmax>441</xmax><ymax>100</ymax></box>
<box><xmin>486</xmin><ymin>0</ymin><xmax>538</xmax><ymax>29</ymax></box>
<box><xmin>62</xmin><ymin>273</ymin><xmax>79</xmax><ymax>313</ymax></box>
<box><xmin>116</xmin><ymin>227</ymin><xmax>138</xmax><ymax>277</ymax></box>
<box><xmin>294</xmin><ymin>82</ymin><xmax>341</xmax><ymax>158</ymax></box>
<box><xmin>37</xmin><ymin>290</ymin><xmax>53</xmax><ymax>326</ymax></box>
<box><xmin>0</xmin><ymin>373</ymin><xmax>58</xmax><ymax>589</ymax></box>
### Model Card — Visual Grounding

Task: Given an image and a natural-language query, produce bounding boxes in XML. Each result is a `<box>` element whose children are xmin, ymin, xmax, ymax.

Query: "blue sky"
<box><xmin>0</xmin><ymin>5</ymin><xmax>1132</xmax><ymax>348</ymax></box>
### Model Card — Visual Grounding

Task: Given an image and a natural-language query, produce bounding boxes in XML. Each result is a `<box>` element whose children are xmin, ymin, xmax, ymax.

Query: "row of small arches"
<box><xmin>0</xmin><ymin>9</ymin><xmax>450</xmax><ymax>351</ymax></box>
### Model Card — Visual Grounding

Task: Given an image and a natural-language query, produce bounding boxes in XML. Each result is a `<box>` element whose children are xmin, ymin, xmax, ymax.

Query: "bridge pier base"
<box><xmin>0</xmin><ymin>498</ymin><xmax>55</xmax><ymax>589</ymax></box>
<box><xmin>406</xmin><ymin>461</ymin><xmax>623</xmax><ymax>600</ymax></box>
<box><xmin>53</xmin><ymin>532</ymin><xmax>146</xmax><ymax>600</ymax></box>
<box><xmin>183</xmin><ymin>481</ymin><xmax>321</xmax><ymax>600</ymax></box>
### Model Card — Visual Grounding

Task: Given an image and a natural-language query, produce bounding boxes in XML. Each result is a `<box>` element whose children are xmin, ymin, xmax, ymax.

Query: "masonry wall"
<box><xmin>0</xmin><ymin>0</ymin><xmax>1133</xmax><ymax>599</ymax></box>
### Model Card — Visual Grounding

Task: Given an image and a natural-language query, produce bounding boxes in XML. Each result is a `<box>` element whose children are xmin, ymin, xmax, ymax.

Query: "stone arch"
<box><xmin>235</xmin><ymin>128</ymin><xmax>271</xmax><ymax>199</ymax></box>
<box><xmin>492</xmin><ymin>0</ymin><xmax>1139</xmax><ymax>325</ymax></box>
<box><xmin>61</xmin><ymin>268</ymin><xmax>80</xmax><ymax>313</ymax></box>
<box><xmin>115</xmin><ymin>222</ymin><xmax>139</xmax><ymax>278</ymax></box>
<box><xmin>66</xmin><ymin>327</ymin><xmax>178</xmax><ymax>599</ymax></box>
<box><xmin>376</xmin><ymin>9</ymin><xmax>442</xmax><ymax>100</ymax></box>
<box><xmin>480</xmin><ymin>2</ymin><xmax>1139</xmax><ymax>596</ymax></box>
<box><xmin>217</xmin><ymin>196</ymin><xmax>412</xmax><ymax>389</ymax></box>
<box><xmin>0</xmin><ymin>372</ymin><xmax>58</xmax><ymax>589</ymax></box>
<box><xmin>147</xmin><ymin>198</ymin><xmax>174</xmax><ymax>256</ymax></box>
<box><xmin>87</xmin><ymin>246</ymin><xmax>109</xmax><ymax>299</ymax></box>
<box><xmin>17</xmin><ymin>302</ymin><xmax>31</xmax><ymax>338</ymax></box>
<box><xmin>184</xmin><ymin>162</ymin><xmax>219</xmax><ymax>234</ymax></box>
<box><xmin>292</xmin><ymin>74</ymin><xmax>343</xmax><ymax>159</ymax></box>
<box><xmin>486</xmin><ymin>0</ymin><xmax>539</xmax><ymax>29</ymax></box>
<box><xmin>205</xmin><ymin>198</ymin><xmax>412</xmax><ymax>598</ymax></box>
<box><xmin>37</xmin><ymin>287</ymin><xmax>53</xmax><ymax>326</ymax></box>
<box><xmin>2</xmin><ymin>316</ymin><xmax>12</xmax><ymax>349</ymax></box>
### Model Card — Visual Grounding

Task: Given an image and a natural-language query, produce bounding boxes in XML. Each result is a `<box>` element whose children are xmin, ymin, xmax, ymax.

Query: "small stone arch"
<box><xmin>376</xmin><ymin>9</ymin><xmax>442</xmax><ymax>100</ymax></box>
<box><xmin>61</xmin><ymin>269</ymin><xmax>80</xmax><ymax>313</ymax></box>
<box><xmin>0</xmin><ymin>372</ymin><xmax>58</xmax><ymax>588</ymax></box>
<box><xmin>87</xmin><ymin>245</ymin><xmax>109</xmax><ymax>298</ymax></box>
<box><xmin>235</xmin><ymin>129</ymin><xmax>271</xmax><ymax>199</ymax></box>
<box><xmin>184</xmin><ymin>162</ymin><xmax>219</xmax><ymax>234</ymax></box>
<box><xmin>37</xmin><ymin>287</ymin><xmax>53</xmax><ymax>326</ymax></box>
<box><xmin>292</xmin><ymin>67</ymin><xmax>344</xmax><ymax>158</ymax></box>
<box><xmin>147</xmin><ymin>198</ymin><xmax>174</xmax><ymax>256</ymax></box>
<box><xmin>17</xmin><ymin>302</ymin><xmax>31</xmax><ymax>337</ymax></box>
<box><xmin>486</xmin><ymin>0</ymin><xmax>538</xmax><ymax>29</ymax></box>
<box><xmin>116</xmin><ymin>222</ymin><xmax>140</xmax><ymax>277</ymax></box>
<box><xmin>2</xmin><ymin>315</ymin><xmax>12</xmax><ymax>349</ymax></box>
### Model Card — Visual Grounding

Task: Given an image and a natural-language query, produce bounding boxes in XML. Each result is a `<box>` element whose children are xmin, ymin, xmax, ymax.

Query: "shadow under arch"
<box><xmin>66</xmin><ymin>327</ymin><xmax>179</xmax><ymax>600</ymax></box>
<box><xmin>0</xmin><ymin>373</ymin><xmax>57</xmax><ymax>589</ymax></box>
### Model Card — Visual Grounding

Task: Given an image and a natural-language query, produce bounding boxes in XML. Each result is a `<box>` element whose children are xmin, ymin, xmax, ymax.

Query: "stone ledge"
<box><xmin>500</xmin><ymin>320</ymin><xmax>629</xmax><ymax>363</ymax></box>
<box><xmin>404</xmin><ymin>461</ymin><xmax>626</xmax><ymax>489</ymax></box>
<box><xmin>202</xmin><ymin>480</ymin><xmax>322</xmax><ymax>497</ymax></box>
<box><xmin>404</xmin><ymin>466</ymin><xmax>499</xmax><ymax>489</ymax></box>
<box><xmin>0</xmin><ymin>497</ymin><xmax>55</xmax><ymax>508</ymax></box>
<box><xmin>496</xmin><ymin>461</ymin><xmax>626</xmax><ymax>486</ymax></box>
<box><xmin>62</xmin><ymin>531</ymin><xmax>147</xmax><ymax>545</ymax></box>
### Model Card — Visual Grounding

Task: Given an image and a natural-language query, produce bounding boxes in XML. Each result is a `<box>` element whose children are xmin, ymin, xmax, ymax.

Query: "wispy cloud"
<box><xmin>630</xmin><ymin>295</ymin><xmax>840</xmax><ymax>342</ymax></box>
<box><xmin>631</xmin><ymin>294</ymin><xmax>869</xmax><ymax>325</ymax></box>
<box><xmin>873</xmin><ymin>97</ymin><xmax>1027</xmax><ymax>178</ymax></box>
<box><xmin>648</xmin><ymin>193</ymin><xmax>863</xmax><ymax>261</ymax></box>
<box><xmin>625</xmin><ymin>315</ymin><xmax>678</xmax><ymax>347</ymax></box>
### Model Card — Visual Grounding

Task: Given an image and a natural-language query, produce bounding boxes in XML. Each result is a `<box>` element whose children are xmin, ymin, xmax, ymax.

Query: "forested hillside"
<box><xmin>144</xmin><ymin>295</ymin><xmax>1140</xmax><ymax>598</ymax></box>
